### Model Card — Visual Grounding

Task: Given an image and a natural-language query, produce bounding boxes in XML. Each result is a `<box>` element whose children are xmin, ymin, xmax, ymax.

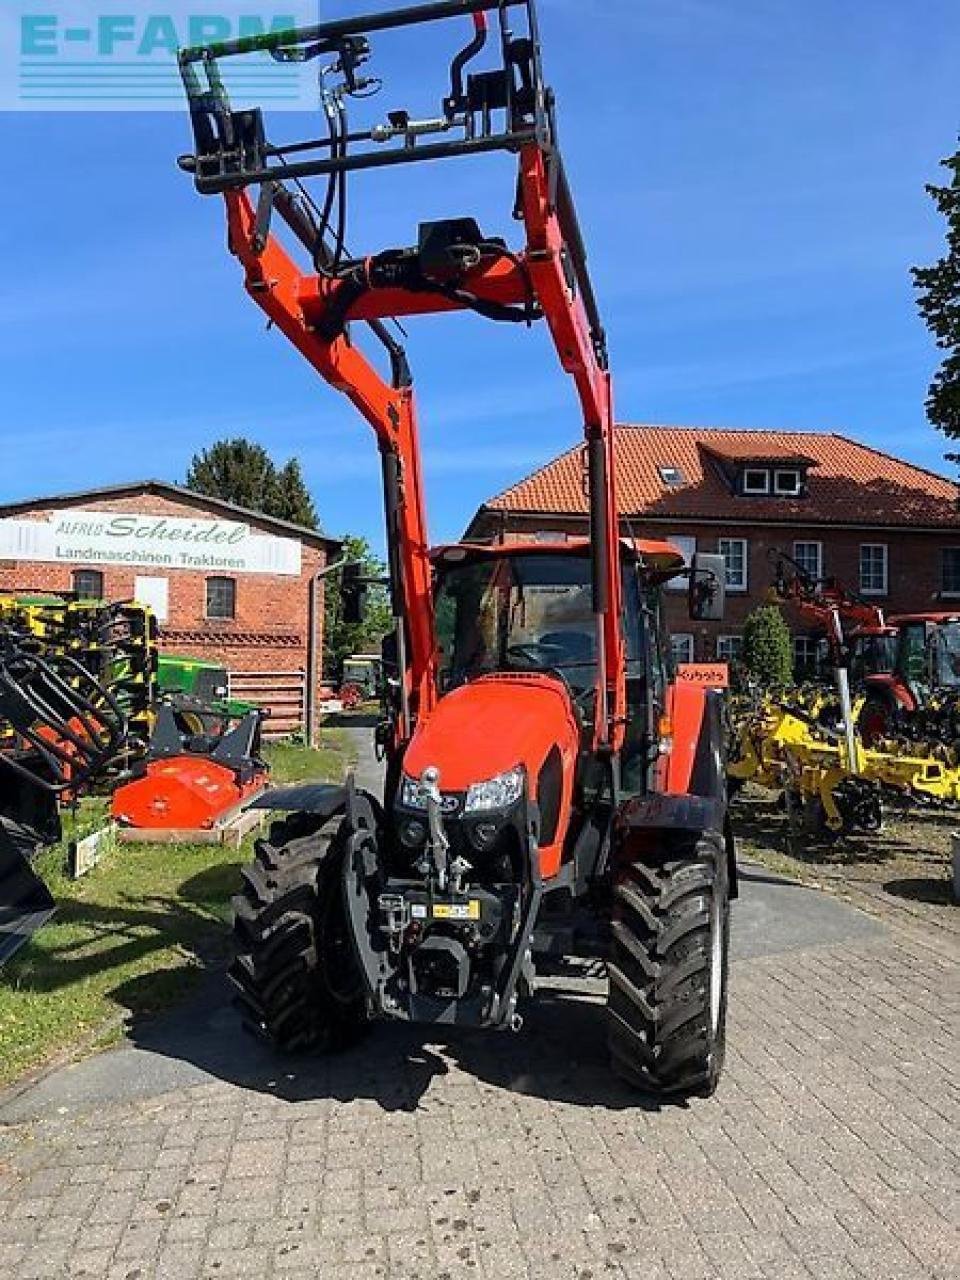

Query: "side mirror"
<box><xmin>688</xmin><ymin>553</ymin><xmax>726</xmax><ymax>622</ymax></box>
<box><xmin>340</xmin><ymin>561</ymin><xmax>366</xmax><ymax>626</ymax></box>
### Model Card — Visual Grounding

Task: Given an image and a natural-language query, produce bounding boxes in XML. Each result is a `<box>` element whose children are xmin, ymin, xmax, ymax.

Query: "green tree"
<box><xmin>323</xmin><ymin>534</ymin><xmax>393</xmax><ymax>680</ymax></box>
<box><xmin>913</xmin><ymin>141</ymin><xmax>960</xmax><ymax>441</ymax></box>
<box><xmin>185</xmin><ymin>438</ymin><xmax>319</xmax><ymax>528</ymax></box>
<box><xmin>274</xmin><ymin>458</ymin><xmax>319</xmax><ymax>529</ymax></box>
<box><xmin>742</xmin><ymin>604</ymin><xmax>793</xmax><ymax>687</ymax></box>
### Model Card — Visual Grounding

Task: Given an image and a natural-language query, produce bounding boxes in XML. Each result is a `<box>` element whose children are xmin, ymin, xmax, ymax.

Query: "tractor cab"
<box><xmin>858</xmin><ymin>614</ymin><xmax>960</xmax><ymax>743</ymax></box>
<box><xmin>887</xmin><ymin>614</ymin><xmax>960</xmax><ymax>703</ymax></box>
<box><xmin>849</xmin><ymin>625</ymin><xmax>899</xmax><ymax>685</ymax></box>
<box><xmin>430</xmin><ymin>538</ymin><xmax>688</xmax><ymax>730</ymax></box>
<box><xmin>394</xmin><ymin>538</ymin><xmax>709</xmax><ymax>883</ymax></box>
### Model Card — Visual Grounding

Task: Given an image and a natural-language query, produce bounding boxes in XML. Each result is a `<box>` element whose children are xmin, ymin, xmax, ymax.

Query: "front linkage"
<box><xmin>249</xmin><ymin>775</ymin><xmax>542</xmax><ymax>1031</ymax></box>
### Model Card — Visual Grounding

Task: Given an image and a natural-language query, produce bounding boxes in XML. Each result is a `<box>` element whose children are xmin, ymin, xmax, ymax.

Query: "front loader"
<box><xmin>179</xmin><ymin>0</ymin><xmax>735</xmax><ymax>1097</ymax></box>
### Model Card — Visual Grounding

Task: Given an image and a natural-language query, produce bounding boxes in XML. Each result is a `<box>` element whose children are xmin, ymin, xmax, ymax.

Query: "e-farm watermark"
<box><xmin>1</xmin><ymin>2</ymin><xmax>317</xmax><ymax>110</ymax></box>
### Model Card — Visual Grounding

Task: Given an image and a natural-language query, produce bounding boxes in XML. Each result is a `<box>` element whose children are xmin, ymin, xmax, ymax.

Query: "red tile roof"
<box><xmin>479</xmin><ymin>426</ymin><xmax>960</xmax><ymax>529</ymax></box>
<box><xmin>701</xmin><ymin>440</ymin><xmax>818</xmax><ymax>466</ymax></box>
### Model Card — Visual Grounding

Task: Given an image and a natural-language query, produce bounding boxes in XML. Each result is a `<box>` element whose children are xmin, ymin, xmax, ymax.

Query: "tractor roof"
<box><xmin>433</xmin><ymin>538</ymin><xmax>687</xmax><ymax>578</ymax></box>
<box><xmin>890</xmin><ymin>612</ymin><xmax>960</xmax><ymax>626</ymax></box>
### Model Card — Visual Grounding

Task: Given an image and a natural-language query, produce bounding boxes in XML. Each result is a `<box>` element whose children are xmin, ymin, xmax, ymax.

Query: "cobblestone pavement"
<box><xmin>1</xmin><ymin>875</ymin><xmax>957</xmax><ymax>1280</ymax></box>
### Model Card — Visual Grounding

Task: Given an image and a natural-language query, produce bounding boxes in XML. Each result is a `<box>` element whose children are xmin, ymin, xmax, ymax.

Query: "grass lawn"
<box><xmin>0</xmin><ymin>731</ymin><xmax>354</xmax><ymax>1090</ymax></box>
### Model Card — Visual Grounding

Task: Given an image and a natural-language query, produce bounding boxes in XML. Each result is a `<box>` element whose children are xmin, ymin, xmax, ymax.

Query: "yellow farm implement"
<box><xmin>729</xmin><ymin>687</ymin><xmax>960</xmax><ymax>834</ymax></box>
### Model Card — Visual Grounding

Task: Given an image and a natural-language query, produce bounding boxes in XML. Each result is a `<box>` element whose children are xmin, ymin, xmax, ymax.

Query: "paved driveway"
<box><xmin>0</xmin><ymin>734</ymin><xmax>957</xmax><ymax>1280</ymax></box>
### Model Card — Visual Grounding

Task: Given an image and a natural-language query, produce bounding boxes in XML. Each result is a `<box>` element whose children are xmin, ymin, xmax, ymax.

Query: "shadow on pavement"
<box><xmin>322</xmin><ymin>711</ymin><xmax>381</xmax><ymax>729</ymax></box>
<box><xmin>115</xmin><ymin>963</ymin><xmax>666</xmax><ymax>1115</ymax></box>
<box><xmin>737</xmin><ymin>866</ymin><xmax>802</xmax><ymax>888</ymax></box>
<box><xmin>883</xmin><ymin>876</ymin><xmax>955</xmax><ymax>906</ymax></box>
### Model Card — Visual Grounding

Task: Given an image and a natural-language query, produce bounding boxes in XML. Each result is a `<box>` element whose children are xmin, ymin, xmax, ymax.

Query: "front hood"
<box><xmin>403</xmin><ymin>674</ymin><xmax>579</xmax><ymax>794</ymax></box>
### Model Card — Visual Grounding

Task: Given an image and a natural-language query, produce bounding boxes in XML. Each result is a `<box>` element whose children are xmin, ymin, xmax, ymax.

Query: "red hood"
<box><xmin>403</xmin><ymin>674</ymin><xmax>580</xmax><ymax>793</ymax></box>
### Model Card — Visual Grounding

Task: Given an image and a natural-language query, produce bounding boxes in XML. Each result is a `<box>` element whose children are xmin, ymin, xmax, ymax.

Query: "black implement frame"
<box><xmin>178</xmin><ymin>0</ymin><xmax>549</xmax><ymax>193</ymax></box>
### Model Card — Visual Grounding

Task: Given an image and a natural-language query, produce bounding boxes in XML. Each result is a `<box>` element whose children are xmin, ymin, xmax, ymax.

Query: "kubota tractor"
<box><xmin>178</xmin><ymin>0</ymin><xmax>734</xmax><ymax>1097</ymax></box>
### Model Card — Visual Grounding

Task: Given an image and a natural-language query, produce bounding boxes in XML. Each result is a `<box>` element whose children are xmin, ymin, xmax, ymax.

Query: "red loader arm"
<box><xmin>178</xmin><ymin>0</ymin><xmax>624</xmax><ymax>751</ymax></box>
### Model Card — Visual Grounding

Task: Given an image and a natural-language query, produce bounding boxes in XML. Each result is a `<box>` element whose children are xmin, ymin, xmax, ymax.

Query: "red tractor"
<box><xmin>772</xmin><ymin>553</ymin><xmax>960</xmax><ymax>746</ymax></box>
<box><xmin>179</xmin><ymin>0</ymin><xmax>734</xmax><ymax>1097</ymax></box>
<box><xmin>858</xmin><ymin>613</ymin><xmax>960</xmax><ymax>746</ymax></box>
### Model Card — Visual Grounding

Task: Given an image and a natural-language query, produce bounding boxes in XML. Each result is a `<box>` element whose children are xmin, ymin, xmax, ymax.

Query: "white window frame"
<box><xmin>716</xmin><ymin>634</ymin><xmax>744</xmax><ymax>663</ymax></box>
<box><xmin>659</xmin><ymin>465</ymin><xmax>684</xmax><ymax>487</ymax></box>
<box><xmin>742</xmin><ymin>468</ymin><xmax>770</xmax><ymax>495</ymax></box>
<box><xmin>859</xmin><ymin>544</ymin><xmax>888</xmax><ymax>597</ymax></box>
<box><xmin>665</xmin><ymin>534</ymin><xmax>697</xmax><ymax>592</ymax></box>
<box><xmin>793</xmin><ymin>540</ymin><xmax>823</xmax><ymax>581</ymax></box>
<box><xmin>718</xmin><ymin>537</ymin><xmax>748</xmax><ymax>593</ymax></box>
<box><xmin>774</xmin><ymin>468</ymin><xmax>802</xmax><ymax>496</ymax></box>
<box><xmin>671</xmin><ymin>633</ymin><xmax>694</xmax><ymax>665</ymax></box>
<box><xmin>942</xmin><ymin>548</ymin><xmax>960</xmax><ymax>598</ymax></box>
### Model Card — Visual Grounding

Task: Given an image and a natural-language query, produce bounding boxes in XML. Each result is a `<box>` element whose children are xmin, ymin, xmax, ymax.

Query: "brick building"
<box><xmin>0</xmin><ymin>481</ymin><xmax>340</xmax><ymax>727</ymax></box>
<box><xmin>465</xmin><ymin>426</ymin><xmax>960</xmax><ymax>670</ymax></box>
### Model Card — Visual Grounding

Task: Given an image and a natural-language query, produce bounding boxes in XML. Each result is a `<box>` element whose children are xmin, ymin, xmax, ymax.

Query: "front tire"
<box><xmin>607</xmin><ymin>832</ymin><xmax>730</xmax><ymax>1098</ymax></box>
<box><xmin>230</xmin><ymin>810</ymin><xmax>368</xmax><ymax>1052</ymax></box>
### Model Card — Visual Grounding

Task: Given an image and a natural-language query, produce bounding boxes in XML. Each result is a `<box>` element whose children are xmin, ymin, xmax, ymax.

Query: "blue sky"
<box><xmin>4</xmin><ymin>0</ymin><xmax>959</xmax><ymax>552</ymax></box>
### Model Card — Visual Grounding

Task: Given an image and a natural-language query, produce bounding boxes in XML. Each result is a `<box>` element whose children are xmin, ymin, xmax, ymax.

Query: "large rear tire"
<box><xmin>230</xmin><ymin>810</ymin><xmax>368</xmax><ymax>1052</ymax></box>
<box><xmin>606</xmin><ymin>832</ymin><xmax>729</xmax><ymax>1098</ymax></box>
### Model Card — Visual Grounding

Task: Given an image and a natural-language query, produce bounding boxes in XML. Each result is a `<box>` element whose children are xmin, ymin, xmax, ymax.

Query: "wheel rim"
<box><xmin>709</xmin><ymin>879</ymin><xmax>724</xmax><ymax>1036</ymax></box>
<box><xmin>321</xmin><ymin>888</ymin><xmax>363</xmax><ymax>1007</ymax></box>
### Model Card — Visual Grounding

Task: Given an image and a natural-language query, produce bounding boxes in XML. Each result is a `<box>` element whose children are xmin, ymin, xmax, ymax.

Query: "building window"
<box><xmin>859</xmin><ymin>544</ymin><xmax>888</xmax><ymax>596</ymax></box>
<box><xmin>794</xmin><ymin>635</ymin><xmax>823</xmax><ymax>679</ymax></box>
<box><xmin>774</xmin><ymin>469</ymin><xmax>802</xmax><ymax>496</ymax></box>
<box><xmin>793</xmin><ymin>541</ymin><xmax>823</xmax><ymax>581</ymax></box>
<box><xmin>942</xmin><ymin>549</ymin><xmax>960</xmax><ymax>597</ymax></box>
<box><xmin>717</xmin><ymin>635</ymin><xmax>744</xmax><ymax>663</ymax></box>
<box><xmin>671</xmin><ymin>633</ymin><xmax>694</xmax><ymax>665</ymax></box>
<box><xmin>206</xmin><ymin>576</ymin><xmax>236</xmax><ymax>620</ymax></box>
<box><xmin>665</xmin><ymin>534</ymin><xmax>697</xmax><ymax>592</ymax></box>
<box><xmin>72</xmin><ymin>569</ymin><xmax>103</xmax><ymax>600</ymax></box>
<box><xmin>742</xmin><ymin>468</ymin><xmax>769</xmax><ymax>495</ymax></box>
<box><xmin>659</xmin><ymin>465</ymin><xmax>685</xmax><ymax>487</ymax></box>
<box><xmin>718</xmin><ymin>537</ymin><xmax>748</xmax><ymax>592</ymax></box>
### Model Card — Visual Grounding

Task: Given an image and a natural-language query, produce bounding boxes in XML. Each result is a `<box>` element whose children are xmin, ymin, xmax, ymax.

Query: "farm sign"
<box><xmin>0</xmin><ymin>509</ymin><xmax>302</xmax><ymax>576</ymax></box>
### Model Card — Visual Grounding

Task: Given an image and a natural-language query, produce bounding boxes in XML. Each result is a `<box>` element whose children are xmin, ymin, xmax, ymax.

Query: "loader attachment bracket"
<box><xmin>343</xmin><ymin>785</ymin><xmax>542</xmax><ymax>1029</ymax></box>
<box><xmin>178</xmin><ymin>0</ymin><xmax>546</xmax><ymax>195</ymax></box>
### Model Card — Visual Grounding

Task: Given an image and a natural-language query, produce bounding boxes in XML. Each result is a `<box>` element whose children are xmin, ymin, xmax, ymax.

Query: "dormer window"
<box><xmin>774</xmin><ymin>468</ymin><xmax>802</xmax><ymax>496</ymax></box>
<box><xmin>741</xmin><ymin>468</ymin><xmax>770</xmax><ymax>495</ymax></box>
<box><xmin>701</xmin><ymin>441</ymin><xmax>817</xmax><ymax>500</ymax></box>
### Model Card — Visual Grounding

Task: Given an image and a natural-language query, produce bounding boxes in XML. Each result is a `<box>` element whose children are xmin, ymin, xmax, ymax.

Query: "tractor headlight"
<box><xmin>464</xmin><ymin>766</ymin><xmax>525</xmax><ymax>814</ymax></box>
<box><xmin>400</xmin><ymin>774</ymin><xmax>431</xmax><ymax>810</ymax></box>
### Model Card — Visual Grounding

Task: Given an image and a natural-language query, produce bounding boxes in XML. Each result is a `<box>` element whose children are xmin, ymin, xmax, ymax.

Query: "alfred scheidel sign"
<box><xmin>0</xmin><ymin>509</ymin><xmax>302</xmax><ymax>576</ymax></box>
